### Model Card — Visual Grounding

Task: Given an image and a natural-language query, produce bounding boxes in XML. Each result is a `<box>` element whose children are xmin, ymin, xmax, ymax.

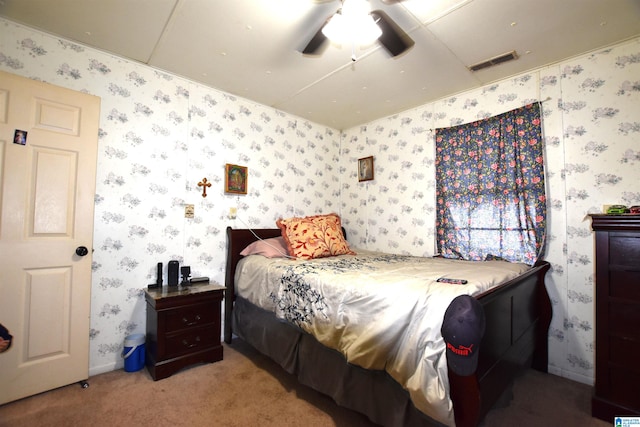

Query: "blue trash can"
<box><xmin>122</xmin><ymin>333</ymin><xmax>145</xmax><ymax>372</ymax></box>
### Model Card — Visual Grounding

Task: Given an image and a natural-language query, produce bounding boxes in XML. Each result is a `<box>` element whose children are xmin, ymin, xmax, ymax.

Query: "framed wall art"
<box><xmin>358</xmin><ymin>156</ymin><xmax>374</xmax><ymax>182</ymax></box>
<box><xmin>224</xmin><ymin>163</ymin><xmax>248</xmax><ymax>194</ymax></box>
<box><xmin>13</xmin><ymin>129</ymin><xmax>27</xmax><ymax>145</ymax></box>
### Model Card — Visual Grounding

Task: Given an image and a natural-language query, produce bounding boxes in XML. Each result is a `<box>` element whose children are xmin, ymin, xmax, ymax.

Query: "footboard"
<box><xmin>448</xmin><ymin>260</ymin><xmax>551</xmax><ymax>426</ymax></box>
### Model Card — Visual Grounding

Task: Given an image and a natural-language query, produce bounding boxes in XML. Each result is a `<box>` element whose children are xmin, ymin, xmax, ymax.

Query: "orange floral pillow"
<box><xmin>276</xmin><ymin>213</ymin><xmax>355</xmax><ymax>260</ymax></box>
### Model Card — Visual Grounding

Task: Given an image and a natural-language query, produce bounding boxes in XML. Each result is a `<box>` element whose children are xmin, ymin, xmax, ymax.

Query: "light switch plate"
<box><xmin>229</xmin><ymin>207</ymin><xmax>237</xmax><ymax>219</ymax></box>
<box><xmin>185</xmin><ymin>204</ymin><xmax>194</xmax><ymax>218</ymax></box>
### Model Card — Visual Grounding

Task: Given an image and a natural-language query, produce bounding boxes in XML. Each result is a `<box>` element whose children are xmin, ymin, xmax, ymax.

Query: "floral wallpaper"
<box><xmin>1</xmin><ymin>17</ymin><xmax>639</xmax><ymax>386</ymax></box>
<box><xmin>0</xmin><ymin>18</ymin><xmax>341</xmax><ymax>375</ymax></box>
<box><xmin>343</xmin><ymin>37</ymin><xmax>640</xmax><ymax>386</ymax></box>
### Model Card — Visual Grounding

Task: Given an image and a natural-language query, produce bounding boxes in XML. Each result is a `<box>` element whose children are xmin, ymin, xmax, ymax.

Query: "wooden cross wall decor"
<box><xmin>197</xmin><ymin>177</ymin><xmax>211</xmax><ymax>197</ymax></box>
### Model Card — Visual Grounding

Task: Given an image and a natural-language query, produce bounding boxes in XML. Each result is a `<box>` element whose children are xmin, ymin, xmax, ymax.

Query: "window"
<box><xmin>435</xmin><ymin>103</ymin><xmax>546</xmax><ymax>264</ymax></box>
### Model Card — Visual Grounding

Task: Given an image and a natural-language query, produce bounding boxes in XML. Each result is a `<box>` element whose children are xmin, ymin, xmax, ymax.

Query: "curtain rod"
<box><xmin>429</xmin><ymin>98</ymin><xmax>551</xmax><ymax>132</ymax></box>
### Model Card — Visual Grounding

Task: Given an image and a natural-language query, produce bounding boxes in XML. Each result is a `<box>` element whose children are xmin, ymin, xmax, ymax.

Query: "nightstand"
<box><xmin>145</xmin><ymin>282</ymin><xmax>225</xmax><ymax>380</ymax></box>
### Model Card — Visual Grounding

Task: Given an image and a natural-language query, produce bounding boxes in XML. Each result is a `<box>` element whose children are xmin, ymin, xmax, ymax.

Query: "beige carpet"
<box><xmin>0</xmin><ymin>338</ymin><xmax>610</xmax><ymax>427</ymax></box>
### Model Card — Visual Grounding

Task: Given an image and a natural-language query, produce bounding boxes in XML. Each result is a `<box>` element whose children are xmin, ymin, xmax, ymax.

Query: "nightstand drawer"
<box><xmin>165</xmin><ymin>303</ymin><xmax>217</xmax><ymax>332</ymax></box>
<box><xmin>164</xmin><ymin>326</ymin><xmax>218</xmax><ymax>359</ymax></box>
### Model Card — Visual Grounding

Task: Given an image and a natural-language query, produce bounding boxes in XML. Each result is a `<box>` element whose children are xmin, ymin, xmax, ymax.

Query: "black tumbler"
<box><xmin>168</xmin><ymin>260</ymin><xmax>179</xmax><ymax>286</ymax></box>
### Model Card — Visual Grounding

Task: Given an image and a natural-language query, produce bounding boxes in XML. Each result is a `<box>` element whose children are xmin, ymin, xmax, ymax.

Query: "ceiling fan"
<box><xmin>302</xmin><ymin>0</ymin><xmax>415</xmax><ymax>59</ymax></box>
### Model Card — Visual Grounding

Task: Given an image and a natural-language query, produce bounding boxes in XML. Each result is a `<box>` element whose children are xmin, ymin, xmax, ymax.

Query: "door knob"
<box><xmin>75</xmin><ymin>246</ymin><xmax>89</xmax><ymax>256</ymax></box>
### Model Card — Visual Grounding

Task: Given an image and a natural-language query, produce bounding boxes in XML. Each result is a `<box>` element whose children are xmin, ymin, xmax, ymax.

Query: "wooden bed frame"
<box><xmin>224</xmin><ymin>227</ymin><xmax>551</xmax><ymax>427</ymax></box>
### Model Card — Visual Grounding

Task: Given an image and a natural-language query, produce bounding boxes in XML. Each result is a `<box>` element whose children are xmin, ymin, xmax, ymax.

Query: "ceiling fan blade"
<box><xmin>371</xmin><ymin>10</ymin><xmax>414</xmax><ymax>57</ymax></box>
<box><xmin>302</xmin><ymin>11</ymin><xmax>339</xmax><ymax>56</ymax></box>
<box><xmin>302</xmin><ymin>25</ymin><xmax>328</xmax><ymax>55</ymax></box>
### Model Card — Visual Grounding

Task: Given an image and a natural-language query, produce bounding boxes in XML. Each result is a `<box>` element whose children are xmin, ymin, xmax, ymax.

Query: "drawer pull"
<box><xmin>182</xmin><ymin>336</ymin><xmax>201</xmax><ymax>348</ymax></box>
<box><xmin>182</xmin><ymin>315</ymin><xmax>202</xmax><ymax>326</ymax></box>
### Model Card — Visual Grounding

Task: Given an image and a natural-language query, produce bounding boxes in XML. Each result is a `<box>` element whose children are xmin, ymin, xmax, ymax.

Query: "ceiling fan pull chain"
<box><xmin>351</xmin><ymin>41</ymin><xmax>357</xmax><ymax>62</ymax></box>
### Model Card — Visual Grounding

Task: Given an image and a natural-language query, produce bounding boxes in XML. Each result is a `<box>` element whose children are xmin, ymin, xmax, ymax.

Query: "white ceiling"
<box><xmin>1</xmin><ymin>0</ymin><xmax>639</xmax><ymax>130</ymax></box>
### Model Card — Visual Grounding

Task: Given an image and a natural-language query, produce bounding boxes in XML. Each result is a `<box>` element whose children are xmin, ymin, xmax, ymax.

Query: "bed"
<box><xmin>224</xmin><ymin>226</ymin><xmax>551</xmax><ymax>427</ymax></box>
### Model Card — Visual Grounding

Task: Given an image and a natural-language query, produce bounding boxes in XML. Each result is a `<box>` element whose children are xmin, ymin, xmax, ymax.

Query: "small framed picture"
<box><xmin>225</xmin><ymin>164</ymin><xmax>248</xmax><ymax>194</ymax></box>
<box><xmin>13</xmin><ymin>129</ymin><xmax>27</xmax><ymax>146</ymax></box>
<box><xmin>358</xmin><ymin>156</ymin><xmax>374</xmax><ymax>182</ymax></box>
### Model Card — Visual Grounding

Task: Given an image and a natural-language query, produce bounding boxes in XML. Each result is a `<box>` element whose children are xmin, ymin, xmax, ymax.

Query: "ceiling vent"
<box><xmin>468</xmin><ymin>50</ymin><xmax>519</xmax><ymax>72</ymax></box>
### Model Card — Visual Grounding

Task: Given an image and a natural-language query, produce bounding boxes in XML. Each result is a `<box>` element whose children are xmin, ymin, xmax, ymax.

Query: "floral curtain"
<box><xmin>435</xmin><ymin>103</ymin><xmax>546</xmax><ymax>265</ymax></box>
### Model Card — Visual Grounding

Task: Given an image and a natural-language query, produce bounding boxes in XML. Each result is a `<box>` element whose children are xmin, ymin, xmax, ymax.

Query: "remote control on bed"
<box><xmin>436</xmin><ymin>278</ymin><xmax>468</xmax><ymax>285</ymax></box>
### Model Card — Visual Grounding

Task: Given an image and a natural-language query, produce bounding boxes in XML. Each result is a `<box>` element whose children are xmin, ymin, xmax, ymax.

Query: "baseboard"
<box><xmin>89</xmin><ymin>361</ymin><xmax>118</xmax><ymax>377</ymax></box>
<box><xmin>547</xmin><ymin>366</ymin><xmax>593</xmax><ymax>386</ymax></box>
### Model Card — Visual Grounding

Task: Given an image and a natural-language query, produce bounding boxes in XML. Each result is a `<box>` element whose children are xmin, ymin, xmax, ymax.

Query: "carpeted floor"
<box><xmin>0</xmin><ymin>338</ymin><xmax>610</xmax><ymax>427</ymax></box>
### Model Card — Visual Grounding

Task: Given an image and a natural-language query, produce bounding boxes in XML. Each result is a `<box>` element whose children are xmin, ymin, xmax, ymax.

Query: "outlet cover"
<box><xmin>185</xmin><ymin>204</ymin><xmax>195</xmax><ymax>218</ymax></box>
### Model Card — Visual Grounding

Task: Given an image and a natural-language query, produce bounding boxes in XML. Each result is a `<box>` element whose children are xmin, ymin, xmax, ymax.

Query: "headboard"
<box><xmin>224</xmin><ymin>226</ymin><xmax>346</xmax><ymax>343</ymax></box>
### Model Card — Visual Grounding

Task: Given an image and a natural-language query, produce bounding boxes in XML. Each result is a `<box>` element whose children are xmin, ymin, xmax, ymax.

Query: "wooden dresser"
<box><xmin>591</xmin><ymin>215</ymin><xmax>640</xmax><ymax>421</ymax></box>
<box><xmin>145</xmin><ymin>283</ymin><xmax>225</xmax><ymax>380</ymax></box>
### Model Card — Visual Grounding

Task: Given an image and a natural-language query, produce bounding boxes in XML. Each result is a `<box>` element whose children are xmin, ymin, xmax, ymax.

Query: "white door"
<box><xmin>0</xmin><ymin>70</ymin><xmax>100</xmax><ymax>404</ymax></box>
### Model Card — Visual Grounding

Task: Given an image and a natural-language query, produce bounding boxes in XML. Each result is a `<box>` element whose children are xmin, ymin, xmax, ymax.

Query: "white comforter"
<box><xmin>234</xmin><ymin>249</ymin><xmax>530</xmax><ymax>426</ymax></box>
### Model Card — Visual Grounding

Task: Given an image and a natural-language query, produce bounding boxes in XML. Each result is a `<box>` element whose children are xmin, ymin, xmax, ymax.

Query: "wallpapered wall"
<box><xmin>1</xmin><ymin>18</ymin><xmax>639</xmax><ymax>385</ymax></box>
<box><xmin>0</xmin><ymin>18</ymin><xmax>341</xmax><ymax>376</ymax></box>
<box><xmin>342</xmin><ymin>37</ymin><xmax>640</xmax><ymax>385</ymax></box>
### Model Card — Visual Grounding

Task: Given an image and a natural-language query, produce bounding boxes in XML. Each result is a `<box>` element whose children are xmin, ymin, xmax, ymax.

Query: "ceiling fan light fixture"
<box><xmin>321</xmin><ymin>0</ymin><xmax>382</xmax><ymax>46</ymax></box>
